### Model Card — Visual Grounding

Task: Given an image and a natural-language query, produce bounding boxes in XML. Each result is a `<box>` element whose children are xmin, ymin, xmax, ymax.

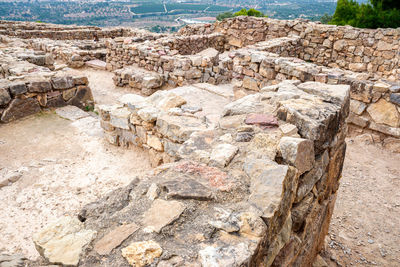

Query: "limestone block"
<box><xmin>350</xmin><ymin>99</ymin><xmax>367</xmax><ymax>115</ymax></box>
<box><xmin>147</xmin><ymin>134</ymin><xmax>163</xmax><ymax>151</ymax></box>
<box><xmin>51</xmin><ymin>76</ymin><xmax>74</xmax><ymax>90</ymax></box>
<box><xmin>110</xmin><ymin>107</ymin><xmax>131</xmax><ymax>130</ymax></box>
<box><xmin>137</xmin><ymin>107</ymin><xmax>159</xmax><ymax>122</ymax></box>
<box><xmin>367</xmin><ymin>99</ymin><xmax>400</xmax><ymax>127</ymax></box>
<box><xmin>94</xmin><ymin>223</ymin><xmax>139</xmax><ymax>255</ymax></box>
<box><xmin>142</xmin><ymin>199</ymin><xmax>185</xmax><ymax>233</ymax></box>
<box><xmin>278</xmin><ymin>137</ymin><xmax>315</xmax><ymax>174</ymax></box>
<box><xmin>27</xmin><ymin>80</ymin><xmax>52</xmax><ymax>93</ymax></box>
<box><xmin>9</xmin><ymin>82</ymin><xmax>27</xmax><ymax>96</ymax></box>
<box><xmin>209</xmin><ymin>143</ymin><xmax>239</xmax><ymax>167</ymax></box>
<box><xmin>243</xmin><ymin>76</ymin><xmax>259</xmax><ymax>91</ymax></box>
<box><xmin>0</xmin><ymin>87</ymin><xmax>11</xmax><ymax>106</ymax></box>
<box><xmin>121</xmin><ymin>240</ymin><xmax>162</xmax><ymax>267</ymax></box>
<box><xmin>1</xmin><ymin>98</ymin><xmax>41</xmax><ymax>123</ymax></box>
<box><xmin>33</xmin><ymin>216</ymin><xmax>96</xmax><ymax>266</ymax></box>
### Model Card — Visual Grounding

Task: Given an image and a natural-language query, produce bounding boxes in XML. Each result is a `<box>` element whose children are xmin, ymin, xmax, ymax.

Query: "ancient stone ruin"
<box><xmin>0</xmin><ymin>16</ymin><xmax>399</xmax><ymax>267</ymax></box>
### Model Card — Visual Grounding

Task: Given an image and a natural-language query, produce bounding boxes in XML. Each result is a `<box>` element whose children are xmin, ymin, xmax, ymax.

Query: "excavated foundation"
<box><xmin>1</xmin><ymin>16</ymin><xmax>399</xmax><ymax>267</ymax></box>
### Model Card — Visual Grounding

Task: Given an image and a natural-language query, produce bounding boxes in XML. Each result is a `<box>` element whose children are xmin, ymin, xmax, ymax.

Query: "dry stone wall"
<box><xmin>106</xmin><ymin>34</ymin><xmax>229</xmax><ymax>88</ymax></box>
<box><xmin>0</xmin><ymin>74</ymin><xmax>93</xmax><ymax>123</ymax></box>
<box><xmin>0</xmin><ymin>20</ymin><xmax>130</xmax><ymax>40</ymax></box>
<box><xmin>0</xmin><ymin>37</ymin><xmax>94</xmax><ymax>123</ymax></box>
<box><xmin>179</xmin><ymin>16</ymin><xmax>400</xmax><ymax>80</ymax></box>
<box><xmin>222</xmin><ymin>44</ymin><xmax>400</xmax><ymax>146</ymax></box>
<box><xmin>35</xmin><ymin>80</ymin><xmax>349</xmax><ymax>266</ymax></box>
<box><xmin>106</xmin><ymin>22</ymin><xmax>400</xmax><ymax>144</ymax></box>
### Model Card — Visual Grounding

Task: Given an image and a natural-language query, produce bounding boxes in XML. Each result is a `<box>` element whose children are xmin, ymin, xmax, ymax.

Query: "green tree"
<box><xmin>330</xmin><ymin>0</ymin><xmax>400</xmax><ymax>28</ymax></box>
<box><xmin>330</xmin><ymin>0</ymin><xmax>360</xmax><ymax>26</ymax></box>
<box><xmin>320</xmin><ymin>13</ymin><xmax>333</xmax><ymax>24</ymax></box>
<box><xmin>233</xmin><ymin>8</ymin><xmax>266</xmax><ymax>18</ymax></box>
<box><xmin>216</xmin><ymin>12</ymin><xmax>234</xmax><ymax>21</ymax></box>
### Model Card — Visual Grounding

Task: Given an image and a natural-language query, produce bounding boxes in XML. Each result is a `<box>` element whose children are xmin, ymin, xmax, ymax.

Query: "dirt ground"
<box><xmin>324</xmin><ymin>137</ymin><xmax>400</xmax><ymax>266</ymax></box>
<box><xmin>0</xmin><ymin>68</ymin><xmax>399</xmax><ymax>265</ymax></box>
<box><xmin>0</xmin><ymin>68</ymin><xmax>155</xmax><ymax>260</ymax></box>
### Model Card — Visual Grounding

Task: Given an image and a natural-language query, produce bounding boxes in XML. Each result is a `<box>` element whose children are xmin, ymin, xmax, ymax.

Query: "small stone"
<box><xmin>350</xmin><ymin>100</ymin><xmax>367</xmax><ymax>115</ymax></box>
<box><xmin>94</xmin><ymin>223</ymin><xmax>139</xmax><ymax>255</ymax></box>
<box><xmin>390</xmin><ymin>93</ymin><xmax>400</xmax><ymax>106</ymax></box>
<box><xmin>137</xmin><ymin>107</ymin><xmax>159</xmax><ymax>122</ymax></box>
<box><xmin>236</xmin><ymin>132</ymin><xmax>254</xmax><ymax>142</ymax></box>
<box><xmin>245</xmin><ymin>113</ymin><xmax>278</xmax><ymax>128</ymax></box>
<box><xmin>56</xmin><ymin>105</ymin><xmax>88</xmax><ymax>121</ymax></box>
<box><xmin>146</xmin><ymin>183</ymin><xmax>159</xmax><ymax>200</ymax></box>
<box><xmin>0</xmin><ymin>87</ymin><xmax>11</xmax><ymax>106</ymax></box>
<box><xmin>121</xmin><ymin>240</ymin><xmax>162</xmax><ymax>267</ymax></box>
<box><xmin>199</xmin><ymin>243</ymin><xmax>254</xmax><ymax>267</ymax></box>
<box><xmin>209</xmin><ymin>144</ymin><xmax>238</xmax><ymax>167</ymax></box>
<box><xmin>278</xmin><ymin>137</ymin><xmax>315</xmax><ymax>174</ymax></box>
<box><xmin>312</xmin><ymin>255</ymin><xmax>328</xmax><ymax>267</ymax></box>
<box><xmin>279</xmin><ymin>123</ymin><xmax>298</xmax><ymax>136</ymax></box>
<box><xmin>162</xmin><ymin>177</ymin><xmax>213</xmax><ymax>200</ymax></box>
<box><xmin>147</xmin><ymin>134</ymin><xmax>163</xmax><ymax>151</ymax></box>
<box><xmin>243</xmin><ymin>76</ymin><xmax>259</xmax><ymax>91</ymax></box>
<box><xmin>142</xmin><ymin>199</ymin><xmax>185</xmax><ymax>233</ymax></box>
<box><xmin>157</xmin><ymin>93</ymin><xmax>187</xmax><ymax>111</ymax></box>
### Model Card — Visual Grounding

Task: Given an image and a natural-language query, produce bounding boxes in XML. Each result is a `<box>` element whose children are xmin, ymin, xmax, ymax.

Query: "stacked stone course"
<box><xmin>180</xmin><ymin>16</ymin><xmax>400</xmax><ymax>80</ymax></box>
<box><xmin>0</xmin><ymin>36</ymin><xmax>94</xmax><ymax>123</ymax></box>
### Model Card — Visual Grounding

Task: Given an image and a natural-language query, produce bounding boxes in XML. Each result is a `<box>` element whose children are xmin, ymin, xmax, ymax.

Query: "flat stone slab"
<box><xmin>94</xmin><ymin>223</ymin><xmax>139</xmax><ymax>255</ymax></box>
<box><xmin>56</xmin><ymin>105</ymin><xmax>89</xmax><ymax>121</ymax></box>
<box><xmin>0</xmin><ymin>254</ymin><xmax>25</xmax><ymax>267</ymax></box>
<box><xmin>142</xmin><ymin>199</ymin><xmax>185</xmax><ymax>233</ymax></box>
<box><xmin>85</xmin><ymin>59</ymin><xmax>106</xmax><ymax>70</ymax></box>
<box><xmin>162</xmin><ymin>176</ymin><xmax>213</xmax><ymax>200</ymax></box>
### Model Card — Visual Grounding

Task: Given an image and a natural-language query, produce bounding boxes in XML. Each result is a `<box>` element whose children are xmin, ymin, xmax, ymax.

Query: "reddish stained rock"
<box><xmin>175</xmin><ymin>161</ymin><xmax>232</xmax><ymax>191</ymax></box>
<box><xmin>245</xmin><ymin>113</ymin><xmax>278</xmax><ymax>128</ymax></box>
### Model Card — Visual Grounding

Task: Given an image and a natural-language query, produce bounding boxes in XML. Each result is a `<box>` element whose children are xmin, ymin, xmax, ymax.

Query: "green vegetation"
<box><xmin>217</xmin><ymin>8</ymin><xmax>266</xmax><ymax>21</ymax></box>
<box><xmin>216</xmin><ymin>12</ymin><xmax>234</xmax><ymax>21</ymax></box>
<box><xmin>234</xmin><ymin>8</ymin><xmax>266</xmax><ymax>18</ymax></box>
<box><xmin>330</xmin><ymin>0</ymin><xmax>400</xmax><ymax>28</ymax></box>
<box><xmin>319</xmin><ymin>13</ymin><xmax>333</xmax><ymax>24</ymax></box>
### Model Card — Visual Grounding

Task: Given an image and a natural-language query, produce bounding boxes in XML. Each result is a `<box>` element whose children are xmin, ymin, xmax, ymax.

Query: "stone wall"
<box><xmin>222</xmin><ymin>45</ymin><xmax>400</xmax><ymax>147</ymax></box>
<box><xmin>0</xmin><ymin>74</ymin><xmax>94</xmax><ymax>123</ymax></box>
<box><xmin>106</xmin><ymin>34</ymin><xmax>229</xmax><ymax>88</ymax></box>
<box><xmin>179</xmin><ymin>16</ymin><xmax>400</xmax><ymax>80</ymax></box>
<box><xmin>28</xmin><ymin>39</ymin><xmax>107</xmax><ymax>68</ymax></box>
<box><xmin>0</xmin><ymin>20</ymin><xmax>131</xmax><ymax>40</ymax></box>
<box><xmin>105</xmin><ymin>29</ymin><xmax>400</xmax><ymax>144</ymax></box>
<box><xmin>33</xmin><ymin>80</ymin><xmax>349</xmax><ymax>266</ymax></box>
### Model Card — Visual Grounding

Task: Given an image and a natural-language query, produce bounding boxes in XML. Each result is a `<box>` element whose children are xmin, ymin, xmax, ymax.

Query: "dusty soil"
<box><xmin>65</xmin><ymin>67</ymin><xmax>138</xmax><ymax>105</ymax></box>
<box><xmin>0</xmin><ymin>111</ymin><xmax>151</xmax><ymax>260</ymax></box>
<box><xmin>324</xmin><ymin>137</ymin><xmax>400</xmax><ymax>266</ymax></box>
